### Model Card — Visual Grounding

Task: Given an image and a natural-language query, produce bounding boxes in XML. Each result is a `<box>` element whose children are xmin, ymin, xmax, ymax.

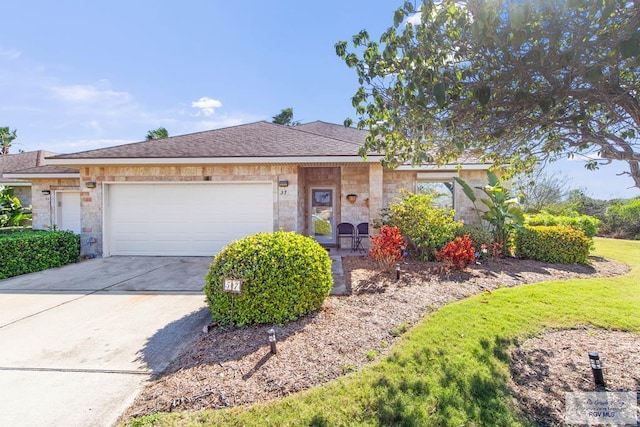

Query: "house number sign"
<box><xmin>223</xmin><ymin>278</ymin><xmax>243</xmax><ymax>294</ymax></box>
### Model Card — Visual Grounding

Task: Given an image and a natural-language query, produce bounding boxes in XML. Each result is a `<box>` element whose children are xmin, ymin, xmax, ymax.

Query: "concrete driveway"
<box><xmin>0</xmin><ymin>256</ymin><xmax>212</xmax><ymax>427</ymax></box>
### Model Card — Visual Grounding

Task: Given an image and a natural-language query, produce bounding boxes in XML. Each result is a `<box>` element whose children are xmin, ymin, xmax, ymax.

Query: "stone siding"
<box><xmin>454</xmin><ymin>170</ymin><xmax>488</xmax><ymax>225</ymax></box>
<box><xmin>30</xmin><ymin>179</ymin><xmax>81</xmax><ymax>231</ymax></box>
<box><xmin>27</xmin><ymin>163</ymin><xmax>490</xmax><ymax>258</ymax></box>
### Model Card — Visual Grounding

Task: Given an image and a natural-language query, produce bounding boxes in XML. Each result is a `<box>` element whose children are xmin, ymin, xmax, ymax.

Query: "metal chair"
<box><xmin>336</xmin><ymin>222</ymin><xmax>356</xmax><ymax>250</ymax></box>
<box><xmin>354</xmin><ymin>222</ymin><xmax>369</xmax><ymax>253</ymax></box>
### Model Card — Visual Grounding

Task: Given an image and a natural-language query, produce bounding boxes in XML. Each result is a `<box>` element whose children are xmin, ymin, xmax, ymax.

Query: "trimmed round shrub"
<box><xmin>514</xmin><ymin>225</ymin><xmax>591</xmax><ymax>264</ymax></box>
<box><xmin>204</xmin><ymin>231</ymin><xmax>333</xmax><ymax>326</ymax></box>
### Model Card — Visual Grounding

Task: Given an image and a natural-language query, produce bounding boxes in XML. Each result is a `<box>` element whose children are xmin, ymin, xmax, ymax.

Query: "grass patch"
<box><xmin>126</xmin><ymin>238</ymin><xmax>640</xmax><ymax>426</ymax></box>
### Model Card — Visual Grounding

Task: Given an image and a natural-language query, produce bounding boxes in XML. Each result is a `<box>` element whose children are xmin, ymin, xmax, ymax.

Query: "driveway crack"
<box><xmin>0</xmin><ymin>366</ymin><xmax>151</xmax><ymax>375</ymax></box>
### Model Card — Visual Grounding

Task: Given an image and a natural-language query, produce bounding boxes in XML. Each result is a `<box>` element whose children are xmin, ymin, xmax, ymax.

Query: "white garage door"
<box><xmin>106</xmin><ymin>183</ymin><xmax>273</xmax><ymax>256</ymax></box>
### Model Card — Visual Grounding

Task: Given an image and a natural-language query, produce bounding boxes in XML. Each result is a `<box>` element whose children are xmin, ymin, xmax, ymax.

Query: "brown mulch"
<box><xmin>510</xmin><ymin>328</ymin><xmax>640</xmax><ymax>426</ymax></box>
<box><xmin>120</xmin><ymin>255</ymin><xmax>629</xmax><ymax>421</ymax></box>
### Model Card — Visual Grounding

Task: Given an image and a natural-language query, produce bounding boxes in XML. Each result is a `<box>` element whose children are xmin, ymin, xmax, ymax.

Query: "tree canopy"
<box><xmin>0</xmin><ymin>127</ymin><xmax>17</xmax><ymax>155</ymax></box>
<box><xmin>336</xmin><ymin>0</ymin><xmax>640</xmax><ymax>188</ymax></box>
<box><xmin>145</xmin><ymin>127</ymin><xmax>169</xmax><ymax>141</ymax></box>
<box><xmin>272</xmin><ymin>108</ymin><xmax>300</xmax><ymax>126</ymax></box>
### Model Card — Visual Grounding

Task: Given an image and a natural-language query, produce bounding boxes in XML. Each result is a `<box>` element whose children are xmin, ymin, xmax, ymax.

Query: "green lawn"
<box><xmin>128</xmin><ymin>238</ymin><xmax>640</xmax><ymax>427</ymax></box>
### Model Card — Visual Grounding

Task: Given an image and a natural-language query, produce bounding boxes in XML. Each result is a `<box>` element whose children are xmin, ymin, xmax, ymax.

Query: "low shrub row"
<box><xmin>526</xmin><ymin>211</ymin><xmax>600</xmax><ymax>238</ymax></box>
<box><xmin>0</xmin><ymin>230</ymin><xmax>80</xmax><ymax>279</ymax></box>
<box><xmin>514</xmin><ymin>225</ymin><xmax>591</xmax><ymax>264</ymax></box>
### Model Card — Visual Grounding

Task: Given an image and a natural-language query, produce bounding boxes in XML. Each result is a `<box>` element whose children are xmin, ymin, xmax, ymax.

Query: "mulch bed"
<box><xmin>120</xmin><ymin>255</ymin><xmax>630</xmax><ymax>422</ymax></box>
<box><xmin>510</xmin><ymin>328</ymin><xmax>640</xmax><ymax>426</ymax></box>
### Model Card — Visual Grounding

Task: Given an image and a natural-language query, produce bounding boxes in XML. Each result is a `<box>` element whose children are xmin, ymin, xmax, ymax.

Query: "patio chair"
<box><xmin>336</xmin><ymin>222</ymin><xmax>356</xmax><ymax>251</ymax></box>
<box><xmin>354</xmin><ymin>222</ymin><xmax>369</xmax><ymax>253</ymax></box>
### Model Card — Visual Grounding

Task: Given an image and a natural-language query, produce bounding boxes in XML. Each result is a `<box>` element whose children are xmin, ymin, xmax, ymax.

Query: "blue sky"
<box><xmin>1</xmin><ymin>0</ymin><xmax>638</xmax><ymax>200</ymax></box>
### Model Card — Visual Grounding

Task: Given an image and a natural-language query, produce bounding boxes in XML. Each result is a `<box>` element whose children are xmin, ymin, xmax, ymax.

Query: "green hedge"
<box><xmin>603</xmin><ymin>198</ymin><xmax>640</xmax><ymax>239</ymax></box>
<box><xmin>204</xmin><ymin>231</ymin><xmax>333</xmax><ymax>326</ymax></box>
<box><xmin>0</xmin><ymin>226</ymin><xmax>32</xmax><ymax>235</ymax></box>
<box><xmin>525</xmin><ymin>211</ymin><xmax>600</xmax><ymax>238</ymax></box>
<box><xmin>514</xmin><ymin>225</ymin><xmax>591</xmax><ymax>264</ymax></box>
<box><xmin>383</xmin><ymin>192</ymin><xmax>462</xmax><ymax>261</ymax></box>
<box><xmin>0</xmin><ymin>231</ymin><xmax>80</xmax><ymax>279</ymax></box>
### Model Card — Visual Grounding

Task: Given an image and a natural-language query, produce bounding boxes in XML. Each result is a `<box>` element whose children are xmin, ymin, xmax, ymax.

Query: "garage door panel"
<box><xmin>112</xmin><ymin>239</ymin><xmax>151</xmax><ymax>254</ymax></box>
<box><xmin>108</xmin><ymin>183</ymin><xmax>273</xmax><ymax>256</ymax></box>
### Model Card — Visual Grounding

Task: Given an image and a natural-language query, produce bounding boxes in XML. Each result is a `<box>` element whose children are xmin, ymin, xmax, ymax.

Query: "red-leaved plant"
<box><xmin>369</xmin><ymin>225</ymin><xmax>406</xmax><ymax>273</ymax></box>
<box><xmin>436</xmin><ymin>234</ymin><xmax>476</xmax><ymax>270</ymax></box>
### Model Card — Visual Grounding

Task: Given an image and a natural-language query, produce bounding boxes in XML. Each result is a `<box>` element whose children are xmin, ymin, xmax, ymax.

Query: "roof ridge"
<box><xmin>48</xmin><ymin>121</ymin><xmax>273</xmax><ymax>159</ymax></box>
<box><xmin>287</xmin><ymin>124</ymin><xmax>367</xmax><ymax>148</ymax></box>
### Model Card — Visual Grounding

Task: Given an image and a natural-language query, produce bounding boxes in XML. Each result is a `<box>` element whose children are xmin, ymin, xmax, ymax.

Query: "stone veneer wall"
<box><xmin>30</xmin><ymin>178</ymin><xmax>81</xmax><ymax>231</ymax></box>
<box><xmin>453</xmin><ymin>169</ymin><xmax>488</xmax><ymax>225</ymax></box>
<box><xmin>382</xmin><ymin>170</ymin><xmax>415</xmax><ymax>212</ymax></box>
<box><xmin>340</xmin><ymin>166</ymin><xmax>369</xmax><ymax>225</ymax></box>
<box><xmin>79</xmin><ymin>164</ymin><xmax>298</xmax><ymax>257</ymax></box>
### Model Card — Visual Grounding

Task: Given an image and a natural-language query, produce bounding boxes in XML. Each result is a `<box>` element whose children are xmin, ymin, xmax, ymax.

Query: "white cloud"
<box><xmin>181</xmin><ymin>113</ymin><xmax>261</xmax><ymax>134</ymax></box>
<box><xmin>50</xmin><ymin>84</ymin><xmax>132</xmax><ymax>104</ymax></box>
<box><xmin>191</xmin><ymin>96</ymin><xmax>222</xmax><ymax>116</ymax></box>
<box><xmin>0</xmin><ymin>47</ymin><xmax>22</xmax><ymax>60</ymax></box>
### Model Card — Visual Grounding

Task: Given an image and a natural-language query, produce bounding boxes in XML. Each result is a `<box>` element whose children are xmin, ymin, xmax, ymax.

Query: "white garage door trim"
<box><xmin>103</xmin><ymin>182</ymin><xmax>274</xmax><ymax>256</ymax></box>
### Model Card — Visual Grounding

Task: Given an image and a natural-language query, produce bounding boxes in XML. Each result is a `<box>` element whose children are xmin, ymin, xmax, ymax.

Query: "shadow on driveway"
<box><xmin>136</xmin><ymin>306</ymin><xmax>211</xmax><ymax>376</ymax></box>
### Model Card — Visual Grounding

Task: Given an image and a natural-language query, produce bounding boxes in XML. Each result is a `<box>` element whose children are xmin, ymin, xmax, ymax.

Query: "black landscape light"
<box><xmin>396</xmin><ymin>264</ymin><xmax>401</xmax><ymax>281</ymax></box>
<box><xmin>588</xmin><ymin>352</ymin><xmax>605</xmax><ymax>386</ymax></box>
<box><xmin>268</xmin><ymin>328</ymin><xmax>277</xmax><ymax>354</ymax></box>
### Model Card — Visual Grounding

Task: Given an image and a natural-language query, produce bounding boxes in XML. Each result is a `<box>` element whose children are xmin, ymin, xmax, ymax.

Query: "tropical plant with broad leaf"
<box><xmin>0</xmin><ymin>186</ymin><xmax>31</xmax><ymax>227</ymax></box>
<box><xmin>455</xmin><ymin>171</ymin><xmax>524</xmax><ymax>252</ymax></box>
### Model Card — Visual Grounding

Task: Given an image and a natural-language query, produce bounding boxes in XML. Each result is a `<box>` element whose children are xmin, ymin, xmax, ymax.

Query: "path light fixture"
<box><xmin>396</xmin><ymin>264</ymin><xmax>401</xmax><ymax>281</ymax></box>
<box><xmin>588</xmin><ymin>352</ymin><xmax>605</xmax><ymax>386</ymax></box>
<box><xmin>268</xmin><ymin>328</ymin><xmax>277</xmax><ymax>354</ymax></box>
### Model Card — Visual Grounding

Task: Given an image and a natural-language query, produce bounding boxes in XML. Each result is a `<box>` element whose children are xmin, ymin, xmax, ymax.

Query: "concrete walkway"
<box><xmin>0</xmin><ymin>257</ymin><xmax>212</xmax><ymax>427</ymax></box>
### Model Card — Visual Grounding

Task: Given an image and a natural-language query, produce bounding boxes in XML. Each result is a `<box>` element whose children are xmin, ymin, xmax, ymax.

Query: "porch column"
<box><xmin>368</xmin><ymin>163</ymin><xmax>384</xmax><ymax>230</ymax></box>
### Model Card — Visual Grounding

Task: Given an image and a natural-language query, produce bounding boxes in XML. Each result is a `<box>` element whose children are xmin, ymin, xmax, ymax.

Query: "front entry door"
<box><xmin>309</xmin><ymin>188</ymin><xmax>335</xmax><ymax>244</ymax></box>
<box><xmin>56</xmin><ymin>191</ymin><xmax>81</xmax><ymax>234</ymax></box>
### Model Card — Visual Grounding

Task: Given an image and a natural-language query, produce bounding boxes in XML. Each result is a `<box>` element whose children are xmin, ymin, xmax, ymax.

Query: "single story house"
<box><xmin>6</xmin><ymin>121</ymin><xmax>491</xmax><ymax>258</ymax></box>
<box><xmin>0</xmin><ymin>150</ymin><xmax>58</xmax><ymax>207</ymax></box>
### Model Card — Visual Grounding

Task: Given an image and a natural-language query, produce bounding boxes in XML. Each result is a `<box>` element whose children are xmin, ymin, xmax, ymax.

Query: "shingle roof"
<box><xmin>295</xmin><ymin>121</ymin><xmax>369</xmax><ymax>145</ymax></box>
<box><xmin>0</xmin><ymin>151</ymin><xmax>57</xmax><ymax>183</ymax></box>
<box><xmin>4</xmin><ymin>165</ymin><xmax>79</xmax><ymax>175</ymax></box>
<box><xmin>48</xmin><ymin>121</ymin><xmax>369</xmax><ymax>160</ymax></box>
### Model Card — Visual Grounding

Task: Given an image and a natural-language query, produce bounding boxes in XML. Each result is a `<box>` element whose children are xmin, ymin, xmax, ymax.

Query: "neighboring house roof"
<box><xmin>47</xmin><ymin>121</ymin><xmax>371</xmax><ymax>163</ymax></box>
<box><xmin>3</xmin><ymin>165</ymin><xmax>80</xmax><ymax>179</ymax></box>
<box><xmin>0</xmin><ymin>151</ymin><xmax>57</xmax><ymax>184</ymax></box>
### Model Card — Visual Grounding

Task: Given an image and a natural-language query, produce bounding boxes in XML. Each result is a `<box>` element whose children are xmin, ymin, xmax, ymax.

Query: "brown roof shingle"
<box><xmin>48</xmin><ymin>121</ymin><xmax>369</xmax><ymax>160</ymax></box>
<box><xmin>0</xmin><ymin>151</ymin><xmax>57</xmax><ymax>183</ymax></box>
